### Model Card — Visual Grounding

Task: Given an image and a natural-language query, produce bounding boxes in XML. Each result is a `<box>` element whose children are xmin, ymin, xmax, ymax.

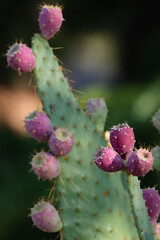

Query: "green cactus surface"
<box><xmin>87</xmin><ymin>98</ymin><xmax>108</xmax><ymax>131</ymax></box>
<box><xmin>152</xmin><ymin>146</ymin><xmax>160</xmax><ymax>171</ymax></box>
<box><xmin>32</xmin><ymin>34</ymin><xmax>156</xmax><ymax>240</ymax></box>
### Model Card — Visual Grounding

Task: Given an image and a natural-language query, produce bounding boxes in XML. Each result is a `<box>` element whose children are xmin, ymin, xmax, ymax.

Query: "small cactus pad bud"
<box><xmin>49</xmin><ymin>128</ymin><xmax>73</xmax><ymax>156</ymax></box>
<box><xmin>142</xmin><ymin>188</ymin><xmax>160</xmax><ymax>226</ymax></box>
<box><xmin>127</xmin><ymin>148</ymin><xmax>154</xmax><ymax>176</ymax></box>
<box><xmin>155</xmin><ymin>223</ymin><xmax>160</xmax><ymax>239</ymax></box>
<box><xmin>152</xmin><ymin>109</ymin><xmax>160</xmax><ymax>133</ymax></box>
<box><xmin>110</xmin><ymin>123</ymin><xmax>135</xmax><ymax>160</ymax></box>
<box><xmin>86</xmin><ymin>98</ymin><xmax>108</xmax><ymax>131</ymax></box>
<box><xmin>87</xmin><ymin>98</ymin><xmax>108</xmax><ymax>115</ymax></box>
<box><xmin>94</xmin><ymin>147</ymin><xmax>126</xmax><ymax>172</ymax></box>
<box><xmin>7</xmin><ymin>43</ymin><xmax>35</xmax><ymax>72</ymax></box>
<box><xmin>31</xmin><ymin>151</ymin><xmax>61</xmax><ymax>179</ymax></box>
<box><xmin>25</xmin><ymin>111</ymin><xmax>53</xmax><ymax>142</ymax></box>
<box><xmin>31</xmin><ymin>201</ymin><xmax>62</xmax><ymax>232</ymax></box>
<box><xmin>152</xmin><ymin>146</ymin><xmax>160</xmax><ymax>171</ymax></box>
<box><xmin>39</xmin><ymin>5</ymin><xmax>63</xmax><ymax>40</ymax></box>
<box><xmin>152</xmin><ymin>146</ymin><xmax>160</xmax><ymax>159</ymax></box>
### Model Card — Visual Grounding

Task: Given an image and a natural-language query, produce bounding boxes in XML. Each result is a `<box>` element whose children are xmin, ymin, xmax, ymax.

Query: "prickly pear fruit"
<box><xmin>25</xmin><ymin>111</ymin><xmax>53</xmax><ymax>142</ymax></box>
<box><xmin>142</xmin><ymin>188</ymin><xmax>160</xmax><ymax>226</ymax></box>
<box><xmin>31</xmin><ymin>201</ymin><xmax>62</xmax><ymax>232</ymax></box>
<box><xmin>152</xmin><ymin>109</ymin><xmax>160</xmax><ymax>133</ymax></box>
<box><xmin>49</xmin><ymin>128</ymin><xmax>73</xmax><ymax>156</ymax></box>
<box><xmin>127</xmin><ymin>148</ymin><xmax>154</xmax><ymax>176</ymax></box>
<box><xmin>7</xmin><ymin>43</ymin><xmax>35</xmax><ymax>73</ymax></box>
<box><xmin>94</xmin><ymin>146</ymin><xmax>126</xmax><ymax>172</ymax></box>
<box><xmin>39</xmin><ymin>5</ymin><xmax>63</xmax><ymax>40</ymax></box>
<box><xmin>110</xmin><ymin>123</ymin><xmax>135</xmax><ymax>160</ymax></box>
<box><xmin>31</xmin><ymin>151</ymin><xmax>61</xmax><ymax>180</ymax></box>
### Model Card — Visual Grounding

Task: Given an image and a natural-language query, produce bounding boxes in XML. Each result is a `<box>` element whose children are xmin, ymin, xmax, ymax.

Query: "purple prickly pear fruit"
<box><xmin>31</xmin><ymin>201</ymin><xmax>62</xmax><ymax>232</ymax></box>
<box><xmin>110</xmin><ymin>123</ymin><xmax>135</xmax><ymax>160</ymax></box>
<box><xmin>142</xmin><ymin>188</ymin><xmax>160</xmax><ymax>226</ymax></box>
<box><xmin>155</xmin><ymin>223</ymin><xmax>160</xmax><ymax>239</ymax></box>
<box><xmin>127</xmin><ymin>148</ymin><xmax>154</xmax><ymax>176</ymax></box>
<box><xmin>7</xmin><ymin>43</ymin><xmax>35</xmax><ymax>73</ymax></box>
<box><xmin>152</xmin><ymin>109</ymin><xmax>160</xmax><ymax>133</ymax></box>
<box><xmin>25</xmin><ymin>111</ymin><xmax>53</xmax><ymax>142</ymax></box>
<box><xmin>39</xmin><ymin>5</ymin><xmax>63</xmax><ymax>40</ymax></box>
<box><xmin>49</xmin><ymin>128</ymin><xmax>74</xmax><ymax>156</ymax></box>
<box><xmin>31</xmin><ymin>151</ymin><xmax>61</xmax><ymax>180</ymax></box>
<box><xmin>94</xmin><ymin>147</ymin><xmax>126</xmax><ymax>172</ymax></box>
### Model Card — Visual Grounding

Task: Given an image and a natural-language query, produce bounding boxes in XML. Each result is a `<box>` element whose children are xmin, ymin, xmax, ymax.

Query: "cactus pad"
<box><xmin>32</xmin><ymin>34</ymin><xmax>156</xmax><ymax>240</ymax></box>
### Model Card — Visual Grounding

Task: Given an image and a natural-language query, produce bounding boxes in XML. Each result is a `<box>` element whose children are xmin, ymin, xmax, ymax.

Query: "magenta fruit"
<box><xmin>39</xmin><ymin>5</ymin><xmax>63</xmax><ymax>40</ymax></box>
<box><xmin>31</xmin><ymin>151</ymin><xmax>61</xmax><ymax>180</ymax></box>
<box><xmin>49</xmin><ymin>128</ymin><xmax>73</xmax><ymax>156</ymax></box>
<box><xmin>110</xmin><ymin>123</ymin><xmax>135</xmax><ymax>160</ymax></box>
<box><xmin>152</xmin><ymin>109</ymin><xmax>160</xmax><ymax>133</ymax></box>
<box><xmin>94</xmin><ymin>147</ymin><xmax>126</xmax><ymax>172</ymax></box>
<box><xmin>31</xmin><ymin>201</ymin><xmax>62</xmax><ymax>232</ymax></box>
<box><xmin>25</xmin><ymin>111</ymin><xmax>53</xmax><ymax>142</ymax></box>
<box><xmin>7</xmin><ymin>43</ymin><xmax>35</xmax><ymax>73</ymax></box>
<box><xmin>127</xmin><ymin>148</ymin><xmax>154</xmax><ymax>176</ymax></box>
<box><xmin>142</xmin><ymin>188</ymin><xmax>160</xmax><ymax>226</ymax></box>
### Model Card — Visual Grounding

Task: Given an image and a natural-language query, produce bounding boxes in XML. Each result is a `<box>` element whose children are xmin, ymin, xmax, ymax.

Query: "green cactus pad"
<box><xmin>152</xmin><ymin>146</ymin><xmax>160</xmax><ymax>171</ymax></box>
<box><xmin>124</xmin><ymin>173</ymin><xmax>155</xmax><ymax>239</ymax></box>
<box><xmin>32</xmin><ymin>34</ymin><xmax>155</xmax><ymax>240</ymax></box>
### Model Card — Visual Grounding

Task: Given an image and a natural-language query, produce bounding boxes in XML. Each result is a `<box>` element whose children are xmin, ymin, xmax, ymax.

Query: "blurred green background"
<box><xmin>0</xmin><ymin>0</ymin><xmax>160</xmax><ymax>239</ymax></box>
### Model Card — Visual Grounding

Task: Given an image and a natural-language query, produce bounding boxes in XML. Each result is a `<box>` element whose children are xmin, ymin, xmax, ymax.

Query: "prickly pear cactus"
<box><xmin>31</xmin><ymin>33</ymin><xmax>156</xmax><ymax>240</ymax></box>
<box><xmin>6</xmin><ymin>4</ymin><xmax>158</xmax><ymax>239</ymax></box>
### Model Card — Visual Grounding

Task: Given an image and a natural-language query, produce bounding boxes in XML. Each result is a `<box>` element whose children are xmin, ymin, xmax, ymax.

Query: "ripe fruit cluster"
<box><xmin>95</xmin><ymin>123</ymin><xmax>160</xmax><ymax>229</ymax></box>
<box><xmin>94</xmin><ymin>123</ymin><xmax>154</xmax><ymax>176</ymax></box>
<box><xmin>24</xmin><ymin>110</ymin><xmax>74</xmax><ymax>178</ymax></box>
<box><xmin>24</xmin><ymin>110</ymin><xmax>73</xmax><ymax>232</ymax></box>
